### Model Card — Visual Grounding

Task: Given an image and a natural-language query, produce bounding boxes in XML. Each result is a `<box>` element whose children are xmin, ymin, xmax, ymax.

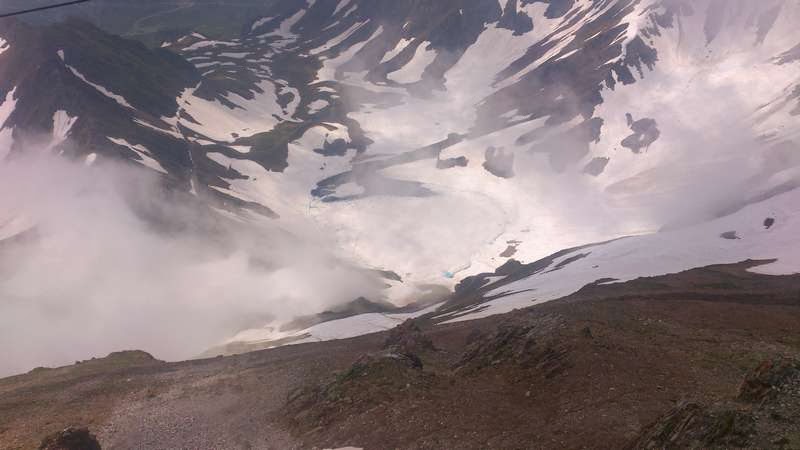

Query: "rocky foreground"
<box><xmin>1</xmin><ymin>262</ymin><xmax>799</xmax><ymax>449</ymax></box>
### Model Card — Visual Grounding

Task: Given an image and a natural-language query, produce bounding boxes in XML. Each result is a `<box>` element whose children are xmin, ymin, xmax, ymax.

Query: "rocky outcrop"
<box><xmin>629</xmin><ymin>358</ymin><xmax>800</xmax><ymax>449</ymax></box>
<box><xmin>436</xmin><ymin>155</ymin><xmax>468</xmax><ymax>169</ymax></box>
<box><xmin>285</xmin><ymin>350</ymin><xmax>431</xmax><ymax>428</ymax></box>
<box><xmin>738</xmin><ymin>358</ymin><xmax>800</xmax><ymax>403</ymax></box>
<box><xmin>583</xmin><ymin>156</ymin><xmax>610</xmax><ymax>176</ymax></box>
<box><xmin>454</xmin><ymin>315</ymin><xmax>568</xmax><ymax>377</ymax></box>
<box><xmin>383</xmin><ymin>319</ymin><xmax>436</xmax><ymax>355</ymax></box>
<box><xmin>628</xmin><ymin>402</ymin><xmax>755</xmax><ymax>449</ymax></box>
<box><xmin>621</xmin><ymin>114</ymin><xmax>660</xmax><ymax>154</ymax></box>
<box><xmin>39</xmin><ymin>427</ymin><xmax>101</xmax><ymax>450</ymax></box>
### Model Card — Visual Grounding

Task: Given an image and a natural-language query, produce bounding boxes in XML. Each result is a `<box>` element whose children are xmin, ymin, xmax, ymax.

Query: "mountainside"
<box><xmin>2</xmin><ymin>263</ymin><xmax>799</xmax><ymax>449</ymax></box>
<box><xmin>1</xmin><ymin>0</ymin><xmax>799</xmax><ymax>367</ymax></box>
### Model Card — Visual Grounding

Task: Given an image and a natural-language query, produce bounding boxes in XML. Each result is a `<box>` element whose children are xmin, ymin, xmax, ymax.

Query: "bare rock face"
<box><xmin>39</xmin><ymin>427</ymin><xmax>101</xmax><ymax>450</ymax></box>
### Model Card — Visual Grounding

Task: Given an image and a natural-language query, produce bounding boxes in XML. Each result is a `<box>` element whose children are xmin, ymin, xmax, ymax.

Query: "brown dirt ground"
<box><xmin>1</xmin><ymin>262</ymin><xmax>799</xmax><ymax>449</ymax></box>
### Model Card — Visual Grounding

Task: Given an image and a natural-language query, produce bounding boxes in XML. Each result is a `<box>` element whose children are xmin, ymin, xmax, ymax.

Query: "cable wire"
<box><xmin>0</xmin><ymin>0</ymin><xmax>91</xmax><ymax>19</ymax></box>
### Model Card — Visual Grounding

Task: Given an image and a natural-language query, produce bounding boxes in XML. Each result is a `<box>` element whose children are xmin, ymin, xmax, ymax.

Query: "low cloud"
<box><xmin>0</xmin><ymin>151</ymin><xmax>379</xmax><ymax>377</ymax></box>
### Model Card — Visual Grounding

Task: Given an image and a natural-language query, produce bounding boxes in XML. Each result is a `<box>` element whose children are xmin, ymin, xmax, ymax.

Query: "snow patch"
<box><xmin>0</xmin><ymin>37</ymin><xmax>10</xmax><ymax>56</ymax></box>
<box><xmin>446</xmin><ymin>188</ymin><xmax>800</xmax><ymax>323</ymax></box>
<box><xmin>380</xmin><ymin>38</ymin><xmax>413</xmax><ymax>63</ymax></box>
<box><xmin>0</xmin><ymin>87</ymin><xmax>15</xmax><ymax>160</ymax></box>
<box><xmin>387</xmin><ymin>41</ymin><xmax>436</xmax><ymax>84</ymax></box>
<box><xmin>59</xmin><ymin>51</ymin><xmax>134</xmax><ymax>109</ymax></box>
<box><xmin>310</xmin><ymin>21</ymin><xmax>366</xmax><ymax>55</ymax></box>
<box><xmin>333</xmin><ymin>0</ymin><xmax>353</xmax><ymax>16</ymax></box>
<box><xmin>50</xmin><ymin>111</ymin><xmax>78</xmax><ymax>150</ymax></box>
<box><xmin>107</xmin><ymin>137</ymin><xmax>168</xmax><ymax>174</ymax></box>
<box><xmin>183</xmin><ymin>40</ymin><xmax>237</xmax><ymax>51</ymax></box>
<box><xmin>307</xmin><ymin>99</ymin><xmax>329</xmax><ymax>114</ymax></box>
<box><xmin>228</xmin><ymin>302</ymin><xmax>442</xmax><ymax>347</ymax></box>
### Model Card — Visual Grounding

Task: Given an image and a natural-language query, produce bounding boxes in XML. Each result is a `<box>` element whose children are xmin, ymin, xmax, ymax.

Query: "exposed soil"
<box><xmin>1</xmin><ymin>262</ymin><xmax>799</xmax><ymax>449</ymax></box>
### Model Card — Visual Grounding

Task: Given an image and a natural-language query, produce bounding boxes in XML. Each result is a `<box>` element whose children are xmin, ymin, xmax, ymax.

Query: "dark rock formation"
<box><xmin>738</xmin><ymin>358</ymin><xmax>800</xmax><ymax>403</ymax></box>
<box><xmin>455</xmin><ymin>316</ymin><xmax>567</xmax><ymax>376</ymax></box>
<box><xmin>622</xmin><ymin>113</ymin><xmax>660</xmax><ymax>154</ymax></box>
<box><xmin>628</xmin><ymin>402</ymin><xmax>754</xmax><ymax>449</ymax></box>
<box><xmin>630</xmin><ymin>358</ymin><xmax>800</xmax><ymax>449</ymax></box>
<box><xmin>583</xmin><ymin>156</ymin><xmax>610</xmax><ymax>176</ymax></box>
<box><xmin>383</xmin><ymin>319</ymin><xmax>436</xmax><ymax>355</ymax></box>
<box><xmin>436</xmin><ymin>155</ymin><xmax>468</xmax><ymax>169</ymax></box>
<box><xmin>39</xmin><ymin>427</ymin><xmax>101</xmax><ymax>450</ymax></box>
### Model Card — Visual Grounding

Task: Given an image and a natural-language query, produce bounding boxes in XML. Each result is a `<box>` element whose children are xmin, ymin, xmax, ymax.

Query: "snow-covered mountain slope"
<box><xmin>1</xmin><ymin>0</ymin><xmax>799</xmax><ymax>356</ymax></box>
<box><xmin>168</xmin><ymin>0</ymin><xmax>800</xmax><ymax>299</ymax></box>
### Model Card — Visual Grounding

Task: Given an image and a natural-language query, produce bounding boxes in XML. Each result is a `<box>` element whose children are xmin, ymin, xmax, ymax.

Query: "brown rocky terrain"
<box><xmin>1</xmin><ymin>261</ymin><xmax>799</xmax><ymax>449</ymax></box>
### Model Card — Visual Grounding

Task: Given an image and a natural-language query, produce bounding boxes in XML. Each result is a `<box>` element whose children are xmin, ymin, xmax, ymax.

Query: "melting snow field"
<box><xmin>440</xmin><ymin>187</ymin><xmax>800</xmax><ymax>323</ymax></box>
<box><xmin>227</xmin><ymin>303</ymin><xmax>443</xmax><ymax>348</ymax></box>
<box><xmin>166</xmin><ymin>81</ymin><xmax>288</xmax><ymax>142</ymax></box>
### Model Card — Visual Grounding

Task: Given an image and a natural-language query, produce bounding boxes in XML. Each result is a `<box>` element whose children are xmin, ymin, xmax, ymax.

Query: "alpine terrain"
<box><xmin>1</xmin><ymin>0</ymin><xmax>799</xmax><ymax>448</ymax></box>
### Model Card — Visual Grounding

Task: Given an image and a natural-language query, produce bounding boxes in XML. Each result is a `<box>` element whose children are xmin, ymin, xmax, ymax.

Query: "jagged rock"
<box><xmin>455</xmin><ymin>316</ymin><xmax>567</xmax><ymax>377</ymax></box>
<box><xmin>285</xmin><ymin>350</ymin><xmax>431</xmax><ymax>427</ymax></box>
<box><xmin>39</xmin><ymin>427</ymin><xmax>101</xmax><ymax>450</ymax></box>
<box><xmin>383</xmin><ymin>319</ymin><xmax>436</xmax><ymax>354</ymax></box>
<box><xmin>630</xmin><ymin>358</ymin><xmax>800</xmax><ymax>449</ymax></box>
<box><xmin>628</xmin><ymin>402</ymin><xmax>755</xmax><ymax>449</ymax></box>
<box><xmin>738</xmin><ymin>358</ymin><xmax>800</xmax><ymax>403</ymax></box>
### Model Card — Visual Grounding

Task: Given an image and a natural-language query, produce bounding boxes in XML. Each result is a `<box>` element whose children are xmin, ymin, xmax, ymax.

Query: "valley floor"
<box><xmin>1</xmin><ymin>262</ymin><xmax>799</xmax><ymax>449</ymax></box>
